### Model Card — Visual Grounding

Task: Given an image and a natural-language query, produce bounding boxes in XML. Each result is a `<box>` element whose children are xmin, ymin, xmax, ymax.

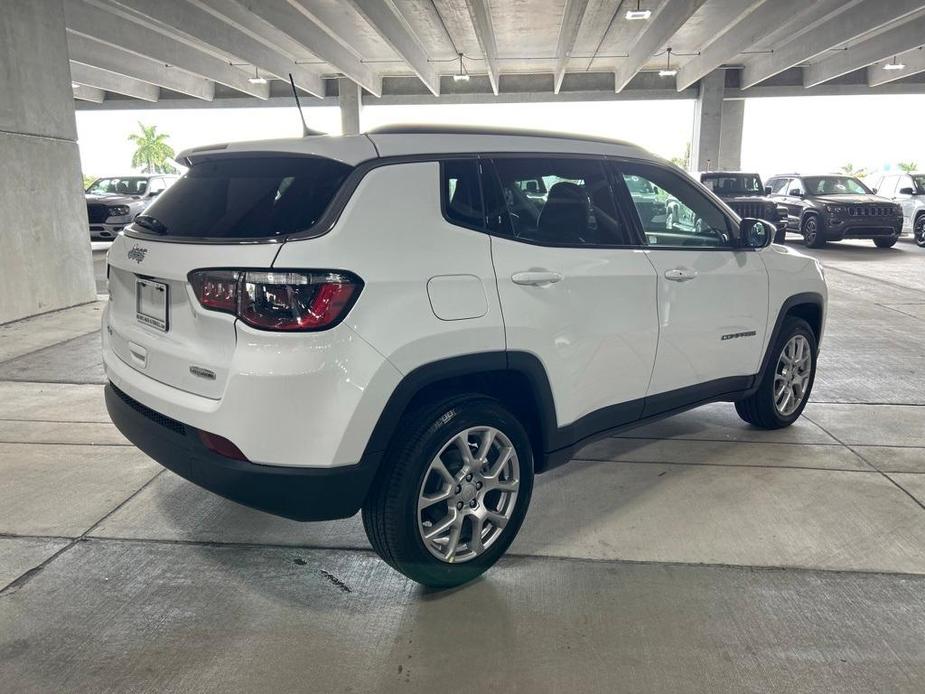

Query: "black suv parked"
<box><xmin>765</xmin><ymin>173</ymin><xmax>902</xmax><ymax>249</ymax></box>
<box><xmin>699</xmin><ymin>171</ymin><xmax>788</xmax><ymax>243</ymax></box>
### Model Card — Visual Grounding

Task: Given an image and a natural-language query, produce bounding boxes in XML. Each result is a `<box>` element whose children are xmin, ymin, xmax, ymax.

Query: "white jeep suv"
<box><xmin>102</xmin><ymin>126</ymin><xmax>827</xmax><ymax>587</ymax></box>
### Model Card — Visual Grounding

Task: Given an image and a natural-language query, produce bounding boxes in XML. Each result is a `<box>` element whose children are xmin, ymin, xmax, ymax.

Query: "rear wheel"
<box><xmin>362</xmin><ymin>395</ymin><xmax>534</xmax><ymax>588</ymax></box>
<box><xmin>914</xmin><ymin>214</ymin><xmax>925</xmax><ymax>247</ymax></box>
<box><xmin>736</xmin><ymin>317</ymin><xmax>817</xmax><ymax>429</ymax></box>
<box><xmin>801</xmin><ymin>215</ymin><xmax>826</xmax><ymax>248</ymax></box>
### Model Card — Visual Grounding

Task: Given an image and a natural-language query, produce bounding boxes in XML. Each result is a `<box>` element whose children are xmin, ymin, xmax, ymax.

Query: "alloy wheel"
<box><xmin>773</xmin><ymin>334</ymin><xmax>812</xmax><ymax>416</ymax></box>
<box><xmin>803</xmin><ymin>218</ymin><xmax>817</xmax><ymax>245</ymax></box>
<box><xmin>417</xmin><ymin>426</ymin><xmax>520</xmax><ymax>563</ymax></box>
<box><xmin>915</xmin><ymin>216</ymin><xmax>925</xmax><ymax>247</ymax></box>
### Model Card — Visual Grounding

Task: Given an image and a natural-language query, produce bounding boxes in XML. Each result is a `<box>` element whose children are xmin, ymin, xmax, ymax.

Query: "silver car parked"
<box><xmin>869</xmin><ymin>172</ymin><xmax>925</xmax><ymax>247</ymax></box>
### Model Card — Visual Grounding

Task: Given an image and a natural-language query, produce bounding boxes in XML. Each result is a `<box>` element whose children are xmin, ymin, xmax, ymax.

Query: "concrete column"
<box><xmin>719</xmin><ymin>99</ymin><xmax>744</xmax><ymax>171</ymax></box>
<box><xmin>338</xmin><ymin>78</ymin><xmax>362</xmax><ymax>136</ymax></box>
<box><xmin>690</xmin><ymin>69</ymin><xmax>725</xmax><ymax>172</ymax></box>
<box><xmin>0</xmin><ymin>0</ymin><xmax>95</xmax><ymax>324</ymax></box>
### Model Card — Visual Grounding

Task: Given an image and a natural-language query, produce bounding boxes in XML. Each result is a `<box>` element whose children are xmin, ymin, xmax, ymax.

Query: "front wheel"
<box><xmin>736</xmin><ymin>317</ymin><xmax>817</xmax><ymax>429</ymax></box>
<box><xmin>362</xmin><ymin>395</ymin><xmax>534</xmax><ymax>588</ymax></box>
<box><xmin>774</xmin><ymin>227</ymin><xmax>787</xmax><ymax>244</ymax></box>
<box><xmin>914</xmin><ymin>215</ymin><xmax>925</xmax><ymax>247</ymax></box>
<box><xmin>874</xmin><ymin>235</ymin><xmax>898</xmax><ymax>249</ymax></box>
<box><xmin>802</xmin><ymin>216</ymin><xmax>826</xmax><ymax>248</ymax></box>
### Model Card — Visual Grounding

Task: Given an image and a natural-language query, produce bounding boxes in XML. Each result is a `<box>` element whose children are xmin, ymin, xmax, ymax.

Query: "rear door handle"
<box><xmin>664</xmin><ymin>268</ymin><xmax>697</xmax><ymax>282</ymax></box>
<box><xmin>512</xmin><ymin>271</ymin><xmax>563</xmax><ymax>286</ymax></box>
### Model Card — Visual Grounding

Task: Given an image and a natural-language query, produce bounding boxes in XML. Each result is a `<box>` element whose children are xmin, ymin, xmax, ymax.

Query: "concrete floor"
<box><xmin>1</xmin><ymin>239</ymin><xmax>924</xmax><ymax>692</ymax></box>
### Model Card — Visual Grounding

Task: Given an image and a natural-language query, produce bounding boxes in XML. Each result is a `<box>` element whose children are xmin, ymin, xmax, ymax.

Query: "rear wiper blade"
<box><xmin>134</xmin><ymin>215</ymin><xmax>168</xmax><ymax>234</ymax></box>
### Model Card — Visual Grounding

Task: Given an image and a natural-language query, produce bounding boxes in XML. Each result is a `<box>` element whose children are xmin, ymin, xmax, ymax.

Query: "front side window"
<box><xmin>913</xmin><ymin>175</ymin><xmax>925</xmax><ymax>193</ymax></box>
<box><xmin>441</xmin><ymin>159</ymin><xmax>483</xmax><ymax>229</ymax></box>
<box><xmin>803</xmin><ymin>176</ymin><xmax>870</xmax><ymax>196</ymax></box>
<box><xmin>769</xmin><ymin>178</ymin><xmax>791</xmax><ymax>196</ymax></box>
<box><xmin>490</xmin><ymin>157</ymin><xmax>630</xmax><ymax>246</ymax></box>
<box><xmin>618</xmin><ymin>163</ymin><xmax>732</xmax><ymax>248</ymax></box>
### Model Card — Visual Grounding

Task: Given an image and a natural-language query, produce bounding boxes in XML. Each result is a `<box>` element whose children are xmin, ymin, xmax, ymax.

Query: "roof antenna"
<box><xmin>288</xmin><ymin>73</ymin><xmax>323</xmax><ymax>137</ymax></box>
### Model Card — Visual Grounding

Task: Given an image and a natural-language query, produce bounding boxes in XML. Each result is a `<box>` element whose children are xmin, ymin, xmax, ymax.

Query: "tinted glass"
<box><xmin>87</xmin><ymin>177</ymin><xmax>149</xmax><ymax>196</ymax></box>
<box><xmin>701</xmin><ymin>174</ymin><xmax>762</xmax><ymax>194</ymax></box>
<box><xmin>491</xmin><ymin>157</ymin><xmax>630</xmax><ymax>245</ymax></box>
<box><xmin>619</xmin><ymin>164</ymin><xmax>732</xmax><ymax>248</ymax></box>
<box><xmin>803</xmin><ymin>176</ymin><xmax>870</xmax><ymax>195</ymax></box>
<box><xmin>442</xmin><ymin>160</ymin><xmax>483</xmax><ymax>229</ymax></box>
<box><xmin>132</xmin><ymin>157</ymin><xmax>353</xmax><ymax>238</ymax></box>
<box><xmin>914</xmin><ymin>175</ymin><xmax>925</xmax><ymax>193</ymax></box>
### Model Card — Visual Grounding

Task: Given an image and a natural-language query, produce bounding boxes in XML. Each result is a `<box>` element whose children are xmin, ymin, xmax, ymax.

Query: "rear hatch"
<box><xmin>105</xmin><ymin>152</ymin><xmax>358</xmax><ymax>398</ymax></box>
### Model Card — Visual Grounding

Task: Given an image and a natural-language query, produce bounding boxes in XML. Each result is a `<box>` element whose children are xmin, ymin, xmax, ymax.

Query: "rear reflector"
<box><xmin>188</xmin><ymin>269</ymin><xmax>362</xmax><ymax>331</ymax></box>
<box><xmin>198</xmin><ymin>430</ymin><xmax>249</xmax><ymax>461</ymax></box>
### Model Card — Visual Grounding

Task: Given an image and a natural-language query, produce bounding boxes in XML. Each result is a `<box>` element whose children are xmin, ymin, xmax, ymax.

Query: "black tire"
<box><xmin>735</xmin><ymin>317</ymin><xmax>817</xmax><ymax>429</ymax></box>
<box><xmin>913</xmin><ymin>214</ymin><xmax>925</xmax><ymax>248</ymax></box>
<box><xmin>801</xmin><ymin>215</ymin><xmax>826</xmax><ymax>248</ymax></box>
<box><xmin>362</xmin><ymin>394</ymin><xmax>534</xmax><ymax>588</ymax></box>
<box><xmin>874</xmin><ymin>235</ymin><xmax>898</xmax><ymax>249</ymax></box>
<box><xmin>774</xmin><ymin>227</ymin><xmax>787</xmax><ymax>244</ymax></box>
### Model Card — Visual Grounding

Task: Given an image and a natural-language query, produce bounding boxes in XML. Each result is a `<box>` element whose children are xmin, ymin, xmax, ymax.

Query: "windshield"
<box><xmin>87</xmin><ymin>177</ymin><xmax>149</xmax><ymax>196</ymax></box>
<box><xmin>701</xmin><ymin>174</ymin><xmax>762</xmax><ymax>195</ymax></box>
<box><xmin>624</xmin><ymin>175</ymin><xmax>655</xmax><ymax>195</ymax></box>
<box><xmin>913</xmin><ymin>175</ymin><xmax>925</xmax><ymax>193</ymax></box>
<box><xmin>132</xmin><ymin>156</ymin><xmax>353</xmax><ymax>239</ymax></box>
<box><xmin>803</xmin><ymin>176</ymin><xmax>871</xmax><ymax>196</ymax></box>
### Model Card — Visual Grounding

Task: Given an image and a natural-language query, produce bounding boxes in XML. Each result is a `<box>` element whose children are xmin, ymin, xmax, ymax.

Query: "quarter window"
<box><xmin>618</xmin><ymin>164</ymin><xmax>732</xmax><ymax>248</ymax></box>
<box><xmin>441</xmin><ymin>159</ymin><xmax>484</xmax><ymax>229</ymax></box>
<box><xmin>490</xmin><ymin>157</ymin><xmax>630</xmax><ymax>246</ymax></box>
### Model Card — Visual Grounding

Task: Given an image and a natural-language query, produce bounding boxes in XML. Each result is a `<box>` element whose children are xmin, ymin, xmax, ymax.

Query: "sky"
<box><xmin>76</xmin><ymin>94</ymin><xmax>925</xmax><ymax>182</ymax></box>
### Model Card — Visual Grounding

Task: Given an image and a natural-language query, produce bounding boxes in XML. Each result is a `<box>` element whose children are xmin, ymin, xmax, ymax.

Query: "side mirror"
<box><xmin>739</xmin><ymin>218</ymin><xmax>773</xmax><ymax>249</ymax></box>
<box><xmin>871</xmin><ymin>188</ymin><xmax>878</xmax><ymax>194</ymax></box>
<box><xmin>788</xmin><ymin>188</ymin><xmax>803</xmax><ymax>197</ymax></box>
<box><xmin>898</xmin><ymin>187</ymin><xmax>915</xmax><ymax>196</ymax></box>
<box><xmin>764</xmin><ymin>186</ymin><xmax>772</xmax><ymax>195</ymax></box>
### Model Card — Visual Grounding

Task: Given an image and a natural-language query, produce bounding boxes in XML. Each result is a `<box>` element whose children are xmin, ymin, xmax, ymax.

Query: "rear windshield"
<box><xmin>131</xmin><ymin>156</ymin><xmax>353</xmax><ymax>239</ymax></box>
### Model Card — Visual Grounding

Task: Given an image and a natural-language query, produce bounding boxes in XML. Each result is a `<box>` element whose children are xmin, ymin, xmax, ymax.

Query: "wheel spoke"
<box><xmin>418</xmin><ymin>486</ymin><xmax>452</xmax><ymax>511</ymax></box>
<box><xmin>468</xmin><ymin>515</ymin><xmax>485</xmax><ymax>555</ymax></box>
<box><xmin>453</xmin><ymin>432</ymin><xmax>475</xmax><ymax>479</ymax></box>
<box><xmin>444</xmin><ymin>517</ymin><xmax>463</xmax><ymax>561</ymax></box>
<box><xmin>475</xmin><ymin>428</ymin><xmax>496</xmax><ymax>461</ymax></box>
<box><xmin>424</xmin><ymin>510</ymin><xmax>458</xmax><ymax>541</ymax></box>
<box><xmin>486</xmin><ymin>445</ymin><xmax>514</xmax><ymax>478</ymax></box>
<box><xmin>486</xmin><ymin>511</ymin><xmax>509</xmax><ymax>529</ymax></box>
<box><xmin>490</xmin><ymin>478</ymin><xmax>519</xmax><ymax>493</ymax></box>
<box><xmin>431</xmin><ymin>459</ymin><xmax>456</xmax><ymax>487</ymax></box>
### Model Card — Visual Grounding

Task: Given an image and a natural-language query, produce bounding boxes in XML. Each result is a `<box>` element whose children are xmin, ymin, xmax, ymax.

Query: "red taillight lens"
<box><xmin>188</xmin><ymin>269</ymin><xmax>362</xmax><ymax>332</ymax></box>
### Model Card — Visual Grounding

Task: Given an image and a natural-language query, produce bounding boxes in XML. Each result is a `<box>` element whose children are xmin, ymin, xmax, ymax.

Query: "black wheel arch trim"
<box><xmin>753</xmin><ymin>292</ymin><xmax>825</xmax><ymax>386</ymax></box>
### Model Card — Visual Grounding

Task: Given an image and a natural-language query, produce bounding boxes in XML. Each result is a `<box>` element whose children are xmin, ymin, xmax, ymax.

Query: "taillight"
<box><xmin>188</xmin><ymin>269</ymin><xmax>362</xmax><ymax>331</ymax></box>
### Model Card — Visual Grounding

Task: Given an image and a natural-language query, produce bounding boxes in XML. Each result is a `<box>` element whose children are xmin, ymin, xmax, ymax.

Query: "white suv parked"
<box><xmin>102</xmin><ymin>127</ymin><xmax>827</xmax><ymax>587</ymax></box>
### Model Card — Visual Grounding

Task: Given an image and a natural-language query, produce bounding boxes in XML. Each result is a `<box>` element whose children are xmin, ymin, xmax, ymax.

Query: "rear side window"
<box><xmin>491</xmin><ymin>157</ymin><xmax>631</xmax><ymax>246</ymax></box>
<box><xmin>133</xmin><ymin>156</ymin><xmax>353</xmax><ymax>239</ymax></box>
<box><xmin>441</xmin><ymin>159</ymin><xmax>484</xmax><ymax>229</ymax></box>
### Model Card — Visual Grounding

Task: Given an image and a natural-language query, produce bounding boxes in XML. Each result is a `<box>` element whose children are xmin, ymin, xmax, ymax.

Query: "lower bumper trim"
<box><xmin>105</xmin><ymin>383</ymin><xmax>379</xmax><ymax>521</ymax></box>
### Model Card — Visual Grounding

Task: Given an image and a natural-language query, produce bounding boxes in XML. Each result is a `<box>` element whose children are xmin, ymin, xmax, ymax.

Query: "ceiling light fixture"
<box><xmin>248</xmin><ymin>66</ymin><xmax>268</xmax><ymax>84</ymax></box>
<box><xmin>883</xmin><ymin>56</ymin><xmax>906</xmax><ymax>71</ymax></box>
<box><xmin>659</xmin><ymin>47</ymin><xmax>677</xmax><ymax>77</ymax></box>
<box><xmin>626</xmin><ymin>0</ymin><xmax>651</xmax><ymax>20</ymax></box>
<box><xmin>452</xmin><ymin>52</ymin><xmax>470</xmax><ymax>82</ymax></box>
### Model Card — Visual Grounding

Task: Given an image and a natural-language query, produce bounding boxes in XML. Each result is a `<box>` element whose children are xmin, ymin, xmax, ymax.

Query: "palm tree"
<box><xmin>839</xmin><ymin>163</ymin><xmax>868</xmax><ymax>178</ymax></box>
<box><xmin>898</xmin><ymin>161</ymin><xmax>919</xmax><ymax>173</ymax></box>
<box><xmin>128</xmin><ymin>122</ymin><xmax>176</xmax><ymax>174</ymax></box>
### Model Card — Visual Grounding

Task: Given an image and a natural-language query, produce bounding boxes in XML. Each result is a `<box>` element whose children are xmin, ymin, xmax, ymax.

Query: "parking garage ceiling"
<box><xmin>67</xmin><ymin>0</ymin><xmax>925</xmax><ymax>108</ymax></box>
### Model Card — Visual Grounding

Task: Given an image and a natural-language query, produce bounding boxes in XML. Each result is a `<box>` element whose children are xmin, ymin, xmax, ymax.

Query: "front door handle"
<box><xmin>512</xmin><ymin>270</ymin><xmax>563</xmax><ymax>287</ymax></box>
<box><xmin>664</xmin><ymin>268</ymin><xmax>697</xmax><ymax>282</ymax></box>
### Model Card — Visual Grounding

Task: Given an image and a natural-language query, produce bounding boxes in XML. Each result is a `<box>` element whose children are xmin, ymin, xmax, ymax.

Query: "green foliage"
<box><xmin>671</xmin><ymin>142</ymin><xmax>691</xmax><ymax>170</ymax></box>
<box><xmin>838</xmin><ymin>163</ymin><xmax>868</xmax><ymax>178</ymax></box>
<box><xmin>128</xmin><ymin>122</ymin><xmax>176</xmax><ymax>174</ymax></box>
<box><xmin>898</xmin><ymin>161</ymin><xmax>919</xmax><ymax>173</ymax></box>
<box><xmin>82</xmin><ymin>174</ymin><xmax>96</xmax><ymax>190</ymax></box>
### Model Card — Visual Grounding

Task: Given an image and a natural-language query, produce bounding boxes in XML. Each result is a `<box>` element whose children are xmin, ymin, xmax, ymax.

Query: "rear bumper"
<box><xmin>105</xmin><ymin>383</ymin><xmax>379</xmax><ymax>521</ymax></box>
<box><xmin>90</xmin><ymin>223</ymin><xmax>125</xmax><ymax>240</ymax></box>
